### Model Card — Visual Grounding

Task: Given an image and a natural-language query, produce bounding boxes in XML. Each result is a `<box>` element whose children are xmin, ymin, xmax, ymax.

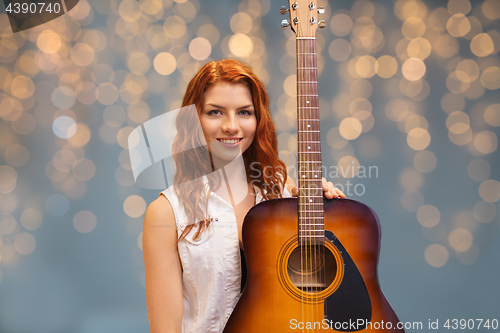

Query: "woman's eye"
<box><xmin>239</xmin><ymin>110</ymin><xmax>253</xmax><ymax>116</ymax></box>
<box><xmin>208</xmin><ymin>110</ymin><xmax>221</xmax><ymax>115</ymax></box>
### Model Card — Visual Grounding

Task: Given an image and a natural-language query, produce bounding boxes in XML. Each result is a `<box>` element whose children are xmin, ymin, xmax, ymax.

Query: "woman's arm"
<box><xmin>143</xmin><ymin>195</ymin><xmax>183</xmax><ymax>333</ymax></box>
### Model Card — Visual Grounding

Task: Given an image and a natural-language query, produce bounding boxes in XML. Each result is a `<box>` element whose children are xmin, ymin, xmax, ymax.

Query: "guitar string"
<box><xmin>297</xmin><ymin>36</ymin><xmax>305</xmax><ymax>332</ymax></box>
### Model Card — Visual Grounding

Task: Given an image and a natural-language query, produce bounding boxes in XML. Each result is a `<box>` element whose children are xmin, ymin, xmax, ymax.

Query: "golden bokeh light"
<box><xmin>473</xmin><ymin>130</ymin><xmax>498</xmax><ymax>154</ymax></box>
<box><xmin>481</xmin><ymin>0</ymin><xmax>500</xmax><ymax>21</ymax></box>
<box><xmin>117</xmin><ymin>127</ymin><xmax>135</xmax><ymax>149</ymax></box>
<box><xmin>401</xmin><ymin>189</ymin><xmax>424</xmax><ymax>212</ymax></box>
<box><xmin>467</xmin><ymin>159</ymin><xmax>490</xmax><ymax>182</ymax></box>
<box><xmin>73</xmin><ymin>210</ymin><xmax>97</xmax><ymax>233</ymax></box>
<box><xmin>328</xmin><ymin>39</ymin><xmax>351</xmax><ymax>62</ymax></box>
<box><xmin>13</xmin><ymin>232</ymin><xmax>36</xmax><ymax>255</ymax></box>
<box><xmin>470</xmin><ymin>33</ymin><xmax>494</xmax><ymax>57</ymax></box>
<box><xmin>339</xmin><ymin>117</ymin><xmax>362</xmax><ymax>140</ymax></box>
<box><xmin>413</xmin><ymin>150</ymin><xmax>437</xmax><ymax>173</ymax></box>
<box><xmin>407</xmin><ymin>127</ymin><xmax>431</xmax><ymax>150</ymax></box>
<box><xmin>375</xmin><ymin>55</ymin><xmax>398</xmax><ymax>78</ymax></box>
<box><xmin>19</xmin><ymin>208</ymin><xmax>42</xmax><ymax>231</ymax></box>
<box><xmin>455</xmin><ymin>59</ymin><xmax>479</xmax><ymax>83</ymax></box>
<box><xmin>163</xmin><ymin>16</ymin><xmax>187</xmax><ymax>39</ymax></box>
<box><xmin>230</xmin><ymin>12</ymin><xmax>253</xmax><ymax>34</ymax></box>
<box><xmin>448</xmin><ymin>228</ymin><xmax>473</xmax><ymax>252</ymax></box>
<box><xmin>123</xmin><ymin>195</ymin><xmax>147</xmax><ymax>218</ymax></box>
<box><xmin>72</xmin><ymin>158</ymin><xmax>96</xmax><ymax>181</ymax></box>
<box><xmin>472</xmin><ymin>201</ymin><xmax>496</xmax><ymax>224</ymax></box>
<box><xmin>127</xmin><ymin>52</ymin><xmax>151</xmax><ymax>75</ymax></box>
<box><xmin>446</xmin><ymin>14</ymin><xmax>470</xmax><ymax>38</ymax></box>
<box><xmin>402</xmin><ymin>17</ymin><xmax>426</xmax><ymax>39</ymax></box>
<box><xmin>480</xmin><ymin>66</ymin><xmax>500</xmax><ymax>90</ymax></box>
<box><xmin>446</xmin><ymin>72</ymin><xmax>469</xmax><ymax>93</ymax></box>
<box><xmin>395</xmin><ymin>0</ymin><xmax>428</xmax><ymax>20</ymax></box>
<box><xmin>70</xmin><ymin>43</ymin><xmax>95</xmax><ymax>67</ymax></box>
<box><xmin>434</xmin><ymin>34</ymin><xmax>459</xmax><ymax>58</ymax></box>
<box><xmin>446</xmin><ymin>111</ymin><xmax>470</xmax><ymax>134</ymax></box>
<box><xmin>417</xmin><ymin>204</ymin><xmax>440</xmax><ymax>228</ymax></box>
<box><xmin>336</xmin><ymin>155</ymin><xmax>360</xmax><ymax>179</ymax></box>
<box><xmin>424</xmin><ymin>244</ymin><xmax>449</xmax><ymax>267</ymax></box>
<box><xmin>448</xmin><ymin>0</ymin><xmax>472</xmax><ymax>15</ymax></box>
<box><xmin>385</xmin><ymin>98</ymin><xmax>410</xmax><ymax>122</ymax></box>
<box><xmin>67</xmin><ymin>123</ymin><xmax>91</xmax><ymax>147</ymax></box>
<box><xmin>484</xmin><ymin>103</ymin><xmax>500</xmax><ymax>127</ymax></box>
<box><xmin>402</xmin><ymin>58</ymin><xmax>426</xmax><ymax>81</ymax></box>
<box><xmin>355</xmin><ymin>55</ymin><xmax>376</xmax><ymax>78</ymax></box>
<box><xmin>5</xmin><ymin>143</ymin><xmax>29</xmax><ymax>167</ymax></box>
<box><xmin>153</xmin><ymin>52</ymin><xmax>176</xmax><ymax>75</ymax></box>
<box><xmin>119</xmin><ymin>0</ymin><xmax>142</xmax><ymax>23</ymax></box>
<box><xmin>96</xmin><ymin>83</ymin><xmax>119</xmax><ymax>105</ymax></box>
<box><xmin>399</xmin><ymin>167</ymin><xmax>424</xmax><ymax>190</ymax></box>
<box><xmin>0</xmin><ymin>165</ymin><xmax>17</xmax><ymax>194</ymax></box>
<box><xmin>188</xmin><ymin>37</ymin><xmax>211</xmax><ymax>61</ymax></box>
<box><xmin>11</xmin><ymin>75</ymin><xmax>35</xmax><ymax>99</ymax></box>
<box><xmin>407</xmin><ymin>38</ymin><xmax>431</xmax><ymax>60</ymax></box>
<box><xmin>478</xmin><ymin>179</ymin><xmax>500</xmax><ymax>203</ymax></box>
<box><xmin>449</xmin><ymin>127</ymin><xmax>472</xmax><ymax>146</ymax></box>
<box><xmin>228</xmin><ymin>33</ymin><xmax>253</xmax><ymax>58</ymax></box>
<box><xmin>36</xmin><ymin>30</ymin><xmax>62</xmax><ymax>54</ymax></box>
<box><xmin>330</xmin><ymin>13</ymin><xmax>353</xmax><ymax>37</ymax></box>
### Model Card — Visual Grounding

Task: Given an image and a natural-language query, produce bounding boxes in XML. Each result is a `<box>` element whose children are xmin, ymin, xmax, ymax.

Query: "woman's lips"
<box><xmin>216</xmin><ymin>138</ymin><xmax>243</xmax><ymax>147</ymax></box>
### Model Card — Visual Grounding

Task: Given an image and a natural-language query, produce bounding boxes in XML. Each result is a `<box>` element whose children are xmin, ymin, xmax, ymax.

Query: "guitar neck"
<box><xmin>296</xmin><ymin>37</ymin><xmax>324</xmax><ymax>245</ymax></box>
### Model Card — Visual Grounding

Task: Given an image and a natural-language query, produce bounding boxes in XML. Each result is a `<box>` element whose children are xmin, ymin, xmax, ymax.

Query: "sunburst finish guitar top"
<box><xmin>224</xmin><ymin>1</ymin><xmax>404</xmax><ymax>332</ymax></box>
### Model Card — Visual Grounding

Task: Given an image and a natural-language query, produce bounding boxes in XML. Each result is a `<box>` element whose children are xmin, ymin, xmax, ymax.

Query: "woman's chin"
<box><xmin>209</xmin><ymin>142</ymin><xmax>243</xmax><ymax>164</ymax></box>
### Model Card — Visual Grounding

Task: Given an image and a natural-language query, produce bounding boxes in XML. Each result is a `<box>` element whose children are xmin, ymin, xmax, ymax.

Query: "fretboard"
<box><xmin>296</xmin><ymin>37</ymin><xmax>324</xmax><ymax>245</ymax></box>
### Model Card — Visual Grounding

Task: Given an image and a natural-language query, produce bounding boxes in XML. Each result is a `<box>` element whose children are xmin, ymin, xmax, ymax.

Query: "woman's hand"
<box><xmin>287</xmin><ymin>177</ymin><xmax>346</xmax><ymax>199</ymax></box>
<box><xmin>321</xmin><ymin>177</ymin><xmax>346</xmax><ymax>199</ymax></box>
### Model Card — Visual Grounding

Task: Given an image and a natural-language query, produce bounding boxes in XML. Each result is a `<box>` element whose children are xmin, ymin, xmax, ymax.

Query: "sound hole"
<box><xmin>287</xmin><ymin>245</ymin><xmax>338</xmax><ymax>293</ymax></box>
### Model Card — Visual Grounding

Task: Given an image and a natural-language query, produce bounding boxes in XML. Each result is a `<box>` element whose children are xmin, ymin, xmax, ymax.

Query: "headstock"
<box><xmin>280</xmin><ymin>1</ymin><xmax>326</xmax><ymax>37</ymax></box>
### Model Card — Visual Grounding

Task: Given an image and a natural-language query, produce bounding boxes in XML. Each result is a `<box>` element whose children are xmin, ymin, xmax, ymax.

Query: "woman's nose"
<box><xmin>222</xmin><ymin>114</ymin><xmax>238</xmax><ymax>133</ymax></box>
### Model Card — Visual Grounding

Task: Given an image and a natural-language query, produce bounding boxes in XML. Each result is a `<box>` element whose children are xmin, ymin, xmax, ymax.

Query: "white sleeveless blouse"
<box><xmin>160</xmin><ymin>179</ymin><xmax>290</xmax><ymax>333</ymax></box>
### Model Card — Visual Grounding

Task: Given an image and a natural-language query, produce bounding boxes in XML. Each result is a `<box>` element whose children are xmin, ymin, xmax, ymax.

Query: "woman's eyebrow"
<box><xmin>205</xmin><ymin>103</ymin><xmax>254</xmax><ymax>110</ymax></box>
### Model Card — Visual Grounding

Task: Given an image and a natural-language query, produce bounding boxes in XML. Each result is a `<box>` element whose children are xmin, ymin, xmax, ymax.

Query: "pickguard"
<box><xmin>324</xmin><ymin>230</ymin><xmax>372</xmax><ymax>331</ymax></box>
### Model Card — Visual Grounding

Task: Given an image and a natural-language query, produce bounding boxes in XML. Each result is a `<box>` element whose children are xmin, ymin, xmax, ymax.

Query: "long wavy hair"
<box><xmin>172</xmin><ymin>59</ymin><xmax>287</xmax><ymax>240</ymax></box>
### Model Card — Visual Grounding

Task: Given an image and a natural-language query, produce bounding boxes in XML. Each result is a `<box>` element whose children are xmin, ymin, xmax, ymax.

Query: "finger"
<box><xmin>336</xmin><ymin>187</ymin><xmax>346</xmax><ymax>198</ymax></box>
<box><xmin>291</xmin><ymin>187</ymin><xmax>299</xmax><ymax>197</ymax></box>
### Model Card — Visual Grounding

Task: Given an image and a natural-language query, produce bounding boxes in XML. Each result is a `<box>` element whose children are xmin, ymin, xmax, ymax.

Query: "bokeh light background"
<box><xmin>0</xmin><ymin>0</ymin><xmax>499</xmax><ymax>331</ymax></box>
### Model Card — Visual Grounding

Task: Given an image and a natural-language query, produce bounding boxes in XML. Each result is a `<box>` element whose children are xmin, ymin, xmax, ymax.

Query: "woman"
<box><xmin>143</xmin><ymin>59</ymin><xmax>345</xmax><ymax>333</ymax></box>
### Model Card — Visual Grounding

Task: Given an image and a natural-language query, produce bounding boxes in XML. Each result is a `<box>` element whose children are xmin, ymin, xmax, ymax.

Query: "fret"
<box><xmin>298</xmin><ymin>152</ymin><xmax>321</xmax><ymax>154</ymax></box>
<box><xmin>299</xmin><ymin>209</ymin><xmax>324</xmax><ymax>212</ymax></box>
<box><xmin>300</xmin><ymin>231</ymin><xmax>325</xmax><ymax>238</ymax></box>
<box><xmin>298</xmin><ymin>161</ymin><xmax>321</xmax><ymax>164</ymax></box>
<box><xmin>297</xmin><ymin>67</ymin><xmax>317</xmax><ymax>70</ymax></box>
<box><xmin>299</xmin><ymin>141</ymin><xmax>321</xmax><ymax>143</ymax></box>
<box><xmin>296</xmin><ymin>37</ymin><xmax>316</xmax><ymax>40</ymax></box>
<box><xmin>297</xmin><ymin>81</ymin><xmax>318</xmax><ymax>84</ymax></box>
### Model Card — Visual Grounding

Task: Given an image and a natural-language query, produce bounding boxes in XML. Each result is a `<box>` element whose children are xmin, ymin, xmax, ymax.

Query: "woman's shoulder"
<box><xmin>144</xmin><ymin>194</ymin><xmax>175</xmax><ymax>228</ymax></box>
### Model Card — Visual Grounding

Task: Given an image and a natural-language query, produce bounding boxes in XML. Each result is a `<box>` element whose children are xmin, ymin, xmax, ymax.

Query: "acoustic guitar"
<box><xmin>224</xmin><ymin>1</ymin><xmax>404</xmax><ymax>332</ymax></box>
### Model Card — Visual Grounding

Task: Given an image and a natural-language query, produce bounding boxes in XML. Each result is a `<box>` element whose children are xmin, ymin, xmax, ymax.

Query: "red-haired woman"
<box><xmin>143</xmin><ymin>59</ymin><xmax>345</xmax><ymax>333</ymax></box>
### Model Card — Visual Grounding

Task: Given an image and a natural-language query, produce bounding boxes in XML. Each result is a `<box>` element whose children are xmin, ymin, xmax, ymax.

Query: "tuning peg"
<box><xmin>280</xmin><ymin>6</ymin><xmax>288</xmax><ymax>15</ymax></box>
<box><xmin>318</xmin><ymin>20</ymin><xmax>326</xmax><ymax>28</ymax></box>
<box><xmin>309</xmin><ymin>2</ymin><xmax>315</xmax><ymax>10</ymax></box>
<box><xmin>281</xmin><ymin>19</ymin><xmax>290</xmax><ymax>29</ymax></box>
<box><xmin>293</xmin><ymin>17</ymin><xmax>300</xmax><ymax>25</ymax></box>
<box><xmin>317</xmin><ymin>6</ymin><xmax>325</xmax><ymax>14</ymax></box>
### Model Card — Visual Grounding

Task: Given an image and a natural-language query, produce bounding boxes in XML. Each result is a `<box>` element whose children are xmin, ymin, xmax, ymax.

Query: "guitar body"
<box><xmin>224</xmin><ymin>198</ymin><xmax>403</xmax><ymax>332</ymax></box>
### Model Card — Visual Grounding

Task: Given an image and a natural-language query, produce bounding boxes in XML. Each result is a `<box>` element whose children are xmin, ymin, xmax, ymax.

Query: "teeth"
<box><xmin>219</xmin><ymin>139</ymin><xmax>240</xmax><ymax>144</ymax></box>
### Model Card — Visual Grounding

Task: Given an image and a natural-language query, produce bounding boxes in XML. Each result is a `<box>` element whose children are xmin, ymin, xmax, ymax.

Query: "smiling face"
<box><xmin>199</xmin><ymin>82</ymin><xmax>257</xmax><ymax>164</ymax></box>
